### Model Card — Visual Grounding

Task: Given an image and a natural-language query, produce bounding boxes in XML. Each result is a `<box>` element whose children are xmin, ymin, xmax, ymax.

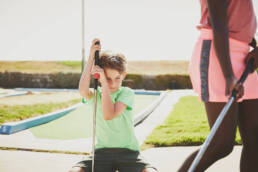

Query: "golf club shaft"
<box><xmin>92</xmin><ymin>89</ymin><xmax>97</xmax><ymax>172</ymax></box>
<box><xmin>188</xmin><ymin>96</ymin><xmax>235</xmax><ymax>172</ymax></box>
<box><xmin>188</xmin><ymin>59</ymin><xmax>254</xmax><ymax>172</ymax></box>
<box><xmin>92</xmin><ymin>41</ymin><xmax>100</xmax><ymax>172</ymax></box>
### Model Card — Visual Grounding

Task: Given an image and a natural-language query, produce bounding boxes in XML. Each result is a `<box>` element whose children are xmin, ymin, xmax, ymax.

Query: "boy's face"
<box><xmin>104</xmin><ymin>68</ymin><xmax>125</xmax><ymax>93</ymax></box>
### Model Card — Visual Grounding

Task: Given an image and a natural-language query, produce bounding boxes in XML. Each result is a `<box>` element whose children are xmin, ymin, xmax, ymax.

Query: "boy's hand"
<box><xmin>92</xmin><ymin>65</ymin><xmax>106</xmax><ymax>84</ymax></box>
<box><xmin>89</xmin><ymin>39</ymin><xmax>101</xmax><ymax>60</ymax></box>
<box><xmin>245</xmin><ymin>47</ymin><xmax>258</xmax><ymax>73</ymax></box>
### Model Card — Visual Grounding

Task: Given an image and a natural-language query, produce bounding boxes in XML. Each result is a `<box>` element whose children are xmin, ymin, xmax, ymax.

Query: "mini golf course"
<box><xmin>0</xmin><ymin>91</ymin><xmax>167</xmax><ymax>139</ymax></box>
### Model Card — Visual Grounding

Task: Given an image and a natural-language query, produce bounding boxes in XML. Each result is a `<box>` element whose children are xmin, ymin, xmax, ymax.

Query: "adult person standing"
<box><xmin>178</xmin><ymin>0</ymin><xmax>258</xmax><ymax>171</ymax></box>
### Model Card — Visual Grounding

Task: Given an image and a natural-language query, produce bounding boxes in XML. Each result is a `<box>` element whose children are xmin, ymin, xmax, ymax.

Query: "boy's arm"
<box><xmin>78</xmin><ymin>39</ymin><xmax>100</xmax><ymax>99</ymax></box>
<box><xmin>92</xmin><ymin>66</ymin><xmax>127</xmax><ymax>120</ymax></box>
<box><xmin>102</xmin><ymin>89</ymin><xmax>127</xmax><ymax>120</ymax></box>
<box><xmin>101</xmin><ymin>82</ymin><xmax>127</xmax><ymax>120</ymax></box>
<box><xmin>207</xmin><ymin>0</ymin><xmax>243</xmax><ymax>98</ymax></box>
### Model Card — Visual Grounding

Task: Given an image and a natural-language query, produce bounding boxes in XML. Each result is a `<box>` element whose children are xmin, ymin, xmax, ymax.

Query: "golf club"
<box><xmin>188</xmin><ymin>58</ymin><xmax>255</xmax><ymax>172</ymax></box>
<box><xmin>92</xmin><ymin>41</ymin><xmax>100</xmax><ymax>172</ymax></box>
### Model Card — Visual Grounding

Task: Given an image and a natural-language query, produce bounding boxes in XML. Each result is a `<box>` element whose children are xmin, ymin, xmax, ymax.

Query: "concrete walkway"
<box><xmin>0</xmin><ymin>146</ymin><xmax>242</xmax><ymax>172</ymax></box>
<box><xmin>0</xmin><ymin>90</ymin><xmax>242</xmax><ymax>172</ymax></box>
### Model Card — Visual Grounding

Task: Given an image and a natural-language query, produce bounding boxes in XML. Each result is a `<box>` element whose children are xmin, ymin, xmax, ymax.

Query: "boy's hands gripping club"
<box><xmin>92</xmin><ymin>65</ymin><xmax>106</xmax><ymax>84</ymax></box>
<box><xmin>78</xmin><ymin>39</ymin><xmax>101</xmax><ymax>100</ymax></box>
<box><xmin>89</xmin><ymin>39</ymin><xmax>101</xmax><ymax>63</ymax></box>
<box><xmin>89</xmin><ymin>39</ymin><xmax>106</xmax><ymax>85</ymax></box>
<box><xmin>93</xmin><ymin>40</ymin><xmax>101</xmax><ymax>80</ymax></box>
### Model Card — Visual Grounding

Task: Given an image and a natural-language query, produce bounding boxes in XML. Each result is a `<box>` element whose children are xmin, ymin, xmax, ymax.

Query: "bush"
<box><xmin>0</xmin><ymin>72</ymin><xmax>192</xmax><ymax>90</ymax></box>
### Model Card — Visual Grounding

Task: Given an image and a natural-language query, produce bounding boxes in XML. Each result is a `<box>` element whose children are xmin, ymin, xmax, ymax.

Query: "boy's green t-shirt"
<box><xmin>82</xmin><ymin>87</ymin><xmax>140</xmax><ymax>151</ymax></box>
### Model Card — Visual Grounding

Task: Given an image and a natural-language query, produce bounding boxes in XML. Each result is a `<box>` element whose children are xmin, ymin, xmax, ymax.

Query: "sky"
<box><xmin>0</xmin><ymin>0</ymin><xmax>257</xmax><ymax>61</ymax></box>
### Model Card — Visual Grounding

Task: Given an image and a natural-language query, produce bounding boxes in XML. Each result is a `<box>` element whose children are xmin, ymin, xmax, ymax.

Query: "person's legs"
<box><xmin>69</xmin><ymin>158</ymin><xmax>115</xmax><ymax>172</ymax></box>
<box><xmin>116</xmin><ymin>149</ymin><xmax>158</xmax><ymax>172</ymax></box>
<box><xmin>69</xmin><ymin>149</ymin><xmax>116</xmax><ymax>172</ymax></box>
<box><xmin>238</xmin><ymin>99</ymin><xmax>258</xmax><ymax>172</ymax></box>
<box><xmin>178</xmin><ymin>102</ymin><xmax>238</xmax><ymax>172</ymax></box>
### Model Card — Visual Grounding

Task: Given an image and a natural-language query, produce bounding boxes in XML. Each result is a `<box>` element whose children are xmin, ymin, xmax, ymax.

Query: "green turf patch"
<box><xmin>0</xmin><ymin>99</ymin><xmax>81</xmax><ymax>126</ymax></box>
<box><xmin>30</xmin><ymin>95</ymin><xmax>159</xmax><ymax>140</ymax></box>
<box><xmin>144</xmin><ymin>96</ymin><xmax>241</xmax><ymax>147</ymax></box>
<box><xmin>30</xmin><ymin>105</ymin><xmax>93</xmax><ymax>140</ymax></box>
<box><xmin>57</xmin><ymin>61</ymin><xmax>81</xmax><ymax>68</ymax></box>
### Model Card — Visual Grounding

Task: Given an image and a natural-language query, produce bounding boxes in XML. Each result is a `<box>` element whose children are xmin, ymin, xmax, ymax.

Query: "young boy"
<box><xmin>69</xmin><ymin>39</ymin><xmax>157</xmax><ymax>172</ymax></box>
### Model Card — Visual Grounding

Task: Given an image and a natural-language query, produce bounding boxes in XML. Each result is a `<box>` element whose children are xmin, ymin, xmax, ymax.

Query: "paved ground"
<box><xmin>0</xmin><ymin>146</ymin><xmax>242</xmax><ymax>172</ymax></box>
<box><xmin>0</xmin><ymin>90</ymin><xmax>242</xmax><ymax>172</ymax></box>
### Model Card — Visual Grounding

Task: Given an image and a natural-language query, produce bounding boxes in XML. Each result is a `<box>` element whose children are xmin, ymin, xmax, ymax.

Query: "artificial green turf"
<box><xmin>30</xmin><ymin>95</ymin><xmax>159</xmax><ymax>140</ymax></box>
<box><xmin>30</xmin><ymin>105</ymin><xmax>93</xmax><ymax>140</ymax></box>
<box><xmin>0</xmin><ymin>99</ymin><xmax>81</xmax><ymax>126</ymax></box>
<box><xmin>57</xmin><ymin>61</ymin><xmax>81</xmax><ymax>68</ymax></box>
<box><xmin>144</xmin><ymin>96</ymin><xmax>241</xmax><ymax>147</ymax></box>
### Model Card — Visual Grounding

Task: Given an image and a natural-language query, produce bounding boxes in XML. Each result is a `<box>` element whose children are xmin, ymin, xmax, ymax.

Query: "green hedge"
<box><xmin>0</xmin><ymin>72</ymin><xmax>192</xmax><ymax>90</ymax></box>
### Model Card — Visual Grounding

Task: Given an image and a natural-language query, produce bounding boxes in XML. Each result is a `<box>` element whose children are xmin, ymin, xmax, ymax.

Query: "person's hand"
<box><xmin>245</xmin><ymin>47</ymin><xmax>258</xmax><ymax>73</ymax></box>
<box><xmin>92</xmin><ymin>65</ymin><xmax>106</xmax><ymax>84</ymax></box>
<box><xmin>225</xmin><ymin>76</ymin><xmax>244</xmax><ymax>99</ymax></box>
<box><xmin>89</xmin><ymin>38</ymin><xmax>101</xmax><ymax>61</ymax></box>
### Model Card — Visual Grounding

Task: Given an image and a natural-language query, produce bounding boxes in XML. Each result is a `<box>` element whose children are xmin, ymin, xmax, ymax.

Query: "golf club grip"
<box><xmin>231</xmin><ymin>58</ymin><xmax>254</xmax><ymax>98</ymax></box>
<box><xmin>94</xmin><ymin>47</ymin><xmax>100</xmax><ymax>66</ymax></box>
<box><xmin>94</xmin><ymin>41</ymin><xmax>100</xmax><ymax>89</ymax></box>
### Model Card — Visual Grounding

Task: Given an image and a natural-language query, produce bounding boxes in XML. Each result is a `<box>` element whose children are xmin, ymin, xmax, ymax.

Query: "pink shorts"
<box><xmin>190</xmin><ymin>29</ymin><xmax>258</xmax><ymax>102</ymax></box>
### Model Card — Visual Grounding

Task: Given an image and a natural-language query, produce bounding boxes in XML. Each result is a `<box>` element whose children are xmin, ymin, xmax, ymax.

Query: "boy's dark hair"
<box><xmin>99</xmin><ymin>51</ymin><xmax>127</xmax><ymax>74</ymax></box>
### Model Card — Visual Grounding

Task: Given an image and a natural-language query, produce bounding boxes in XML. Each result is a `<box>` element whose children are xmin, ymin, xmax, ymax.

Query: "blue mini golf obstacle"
<box><xmin>0</xmin><ymin>90</ymin><xmax>167</xmax><ymax>135</ymax></box>
<box><xmin>0</xmin><ymin>92</ymin><xmax>27</xmax><ymax>98</ymax></box>
<box><xmin>0</xmin><ymin>103</ymin><xmax>82</xmax><ymax>135</ymax></box>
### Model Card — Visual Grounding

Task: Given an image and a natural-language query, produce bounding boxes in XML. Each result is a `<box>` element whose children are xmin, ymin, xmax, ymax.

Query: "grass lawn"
<box><xmin>143</xmin><ymin>96</ymin><xmax>241</xmax><ymax>147</ymax></box>
<box><xmin>0</xmin><ymin>99</ymin><xmax>81</xmax><ymax>125</ymax></box>
<box><xmin>0</xmin><ymin>61</ymin><xmax>256</xmax><ymax>75</ymax></box>
<box><xmin>0</xmin><ymin>60</ymin><xmax>190</xmax><ymax>75</ymax></box>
